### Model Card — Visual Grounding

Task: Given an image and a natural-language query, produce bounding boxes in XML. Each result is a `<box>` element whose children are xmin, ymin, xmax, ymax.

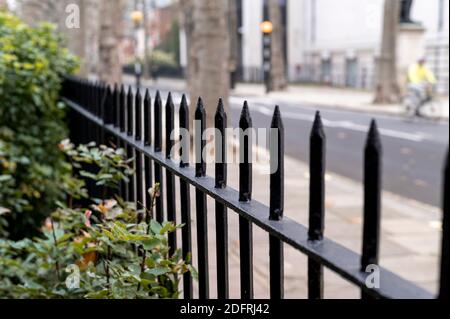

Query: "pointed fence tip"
<box><xmin>216</xmin><ymin>98</ymin><xmax>225</xmax><ymax>113</ymax></box>
<box><xmin>273</xmin><ymin>105</ymin><xmax>281</xmax><ymax>118</ymax></box>
<box><xmin>180</xmin><ymin>94</ymin><xmax>188</xmax><ymax>109</ymax></box>
<box><xmin>271</xmin><ymin>105</ymin><xmax>283</xmax><ymax>128</ymax></box>
<box><xmin>240</xmin><ymin>102</ymin><xmax>252</xmax><ymax>128</ymax></box>
<box><xmin>166</xmin><ymin>92</ymin><xmax>174</xmax><ymax>107</ymax></box>
<box><xmin>366</xmin><ymin>119</ymin><xmax>382</xmax><ymax>148</ymax></box>
<box><xmin>310</xmin><ymin>110</ymin><xmax>326</xmax><ymax>141</ymax></box>
<box><xmin>312</xmin><ymin>110</ymin><xmax>323</xmax><ymax>127</ymax></box>
<box><xmin>196</xmin><ymin>97</ymin><xmax>205</xmax><ymax>110</ymax></box>
<box><xmin>195</xmin><ymin>97</ymin><xmax>205</xmax><ymax>120</ymax></box>
<box><xmin>154</xmin><ymin>91</ymin><xmax>162</xmax><ymax>106</ymax></box>
<box><xmin>241</xmin><ymin>101</ymin><xmax>251</xmax><ymax>117</ymax></box>
<box><xmin>368</xmin><ymin>119</ymin><xmax>379</xmax><ymax>137</ymax></box>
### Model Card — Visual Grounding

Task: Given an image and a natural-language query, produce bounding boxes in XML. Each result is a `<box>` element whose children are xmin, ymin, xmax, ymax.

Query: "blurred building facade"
<box><xmin>180</xmin><ymin>0</ymin><xmax>449</xmax><ymax>94</ymax></box>
<box><xmin>287</xmin><ymin>0</ymin><xmax>449</xmax><ymax>94</ymax></box>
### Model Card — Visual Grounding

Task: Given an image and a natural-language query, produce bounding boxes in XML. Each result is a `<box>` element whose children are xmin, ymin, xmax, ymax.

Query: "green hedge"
<box><xmin>0</xmin><ymin>13</ymin><xmax>78</xmax><ymax>239</ymax></box>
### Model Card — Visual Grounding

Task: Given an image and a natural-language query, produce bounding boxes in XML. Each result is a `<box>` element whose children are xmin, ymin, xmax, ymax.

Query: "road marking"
<box><xmin>230</xmin><ymin>101</ymin><xmax>429</xmax><ymax>143</ymax></box>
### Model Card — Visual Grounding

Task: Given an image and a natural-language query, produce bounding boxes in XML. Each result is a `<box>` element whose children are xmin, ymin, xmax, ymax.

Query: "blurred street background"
<box><xmin>7</xmin><ymin>0</ymin><xmax>444</xmax><ymax>207</ymax></box>
<box><xmin>2</xmin><ymin>0</ymin><xmax>449</xmax><ymax>296</ymax></box>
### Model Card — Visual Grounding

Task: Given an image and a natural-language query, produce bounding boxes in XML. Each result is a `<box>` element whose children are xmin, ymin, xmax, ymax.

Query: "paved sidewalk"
<box><xmin>127</xmin><ymin>75</ymin><xmax>449</xmax><ymax>120</ymax></box>
<box><xmin>233</xmin><ymin>83</ymin><xmax>449</xmax><ymax>120</ymax></box>
<box><xmin>175</xmin><ymin>144</ymin><xmax>442</xmax><ymax>299</ymax></box>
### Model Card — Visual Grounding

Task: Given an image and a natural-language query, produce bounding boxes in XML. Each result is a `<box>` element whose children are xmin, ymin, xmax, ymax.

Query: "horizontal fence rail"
<box><xmin>61</xmin><ymin>76</ymin><xmax>448</xmax><ymax>300</ymax></box>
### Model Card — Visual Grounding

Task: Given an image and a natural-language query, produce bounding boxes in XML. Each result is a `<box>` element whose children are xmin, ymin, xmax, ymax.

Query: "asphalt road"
<box><xmin>141</xmin><ymin>86</ymin><xmax>449</xmax><ymax>208</ymax></box>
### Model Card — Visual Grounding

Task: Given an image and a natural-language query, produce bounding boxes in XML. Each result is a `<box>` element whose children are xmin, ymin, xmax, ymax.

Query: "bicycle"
<box><xmin>403</xmin><ymin>83</ymin><xmax>442</xmax><ymax>121</ymax></box>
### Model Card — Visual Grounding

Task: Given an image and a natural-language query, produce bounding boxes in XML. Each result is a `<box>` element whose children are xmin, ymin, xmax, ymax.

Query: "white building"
<box><xmin>289</xmin><ymin>0</ymin><xmax>449</xmax><ymax>94</ymax></box>
<box><xmin>180</xmin><ymin>0</ymin><xmax>449</xmax><ymax>93</ymax></box>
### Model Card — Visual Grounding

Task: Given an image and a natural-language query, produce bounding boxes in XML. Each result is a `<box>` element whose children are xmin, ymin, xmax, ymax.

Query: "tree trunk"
<box><xmin>268</xmin><ymin>0</ymin><xmax>287</xmax><ymax>91</ymax></box>
<box><xmin>180</xmin><ymin>0</ymin><xmax>230</xmax><ymax>127</ymax></box>
<box><xmin>229</xmin><ymin>0</ymin><xmax>239</xmax><ymax>89</ymax></box>
<box><xmin>98</xmin><ymin>0</ymin><xmax>126</xmax><ymax>85</ymax></box>
<box><xmin>19</xmin><ymin>0</ymin><xmax>60</xmax><ymax>25</ymax></box>
<box><xmin>180</xmin><ymin>0</ymin><xmax>197</xmax><ymax>107</ymax></box>
<box><xmin>19</xmin><ymin>0</ymin><xmax>124</xmax><ymax>84</ymax></box>
<box><xmin>374</xmin><ymin>0</ymin><xmax>401</xmax><ymax>104</ymax></box>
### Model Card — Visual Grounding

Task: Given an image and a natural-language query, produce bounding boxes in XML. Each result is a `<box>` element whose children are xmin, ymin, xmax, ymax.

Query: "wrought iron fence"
<box><xmin>61</xmin><ymin>76</ymin><xmax>448</xmax><ymax>300</ymax></box>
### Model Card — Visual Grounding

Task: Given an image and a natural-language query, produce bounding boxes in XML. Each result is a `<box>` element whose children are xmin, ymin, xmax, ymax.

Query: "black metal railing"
<box><xmin>61</xmin><ymin>76</ymin><xmax>449</xmax><ymax>300</ymax></box>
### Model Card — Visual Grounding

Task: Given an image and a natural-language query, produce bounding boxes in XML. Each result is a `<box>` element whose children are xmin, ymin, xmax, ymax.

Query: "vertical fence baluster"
<box><xmin>144</xmin><ymin>89</ymin><xmax>152</xmax><ymax>145</ymax></box>
<box><xmin>439</xmin><ymin>152</ymin><xmax>449</xmax><ymax>299</ymax></box>
<box><xmin>166</xmin><ymin>93</ymin><xmax>177</xmax><ymax>255</ymax></box>
<box><xmin>135</xmin><ymin>90</ymin><xmax>144</xmax><ymax>222</ymax></box>
<box><xmin>93</xmin><ymin>82</ymin><xmax>100</xmax><ymax>144</ymax></box>
<box><xmin>84</xmin><ymin>82</ymin><xmax>92</xmax><ymax>142</ymax></box>
<box><xmin>99</xmin><ymin>83</ymin><xmax>107</xmax><ymax>144</ymax></box>
<box><xmin>94</xmin><ymin>81</ymin><xmax>101</xmax><ymax>117</ymax></box>
<box><xmin>135</xmin><ymin>89</ymin><xmax>142</xmax><ymax>141</ymax></box>
<box><xmin>119</xmin><ymin>85</ymin><xmax>126</xmax><ymax>133</ymax></box>
<box><xmin>104</xmin><ymin>86</ymin><xmax>114</xmax><ymax>157</ymax></box>
<box><xmin>127</xmin><ymin>87</ymin><xmax>134</xmax><ymax>136</ymax></box>
<box><xmin>126</xmin><ymin>87</ymin><xmax>135</xmax><ymax>202</ymax></box>
<box><xmin>143</xmin><ymin>90</ymin><xmax>153</xmax><ymax>215</ymax></box>
<box><xmin>269</xmin><ymin>106</ymin><xmax>284</xmax><ymax>300</ymax></box>
<box><xmin>119</xmin><ymin>85</ymin><xmax>128</xmax><ymax>201</ymax></box>
<box><xmin>179</xmin><ymin>95</ymin><xmax>193</xmax><ymax>299</ymax></box>
<box><xmin>308</xmin><ymin>111</ymin><xmax>326</xmax><ymax>300</ymax></box>
<box><xmin>135</xmin><ymin>152</ymin><xmax>143</xmax><ymax>221</ymax></box>
<box><xmin>195</xmin><ymin>98</ymin><xmax>209</xmax><ymax>299</ymax></box>
<box><xmin>361</xmin><ymin>120</ymin><xmax>382</xmax><ymax>299</ymax></box>
<box><xmin>154</xmin><ymin>91</ymin><xmax>164</xmax><ymax>223</ymax></box>
<box><xmin>106</xmin><ymin>85</ymin><xmax>113</xmax><ymax>125</ymax></box>
<box><xmin>215</xmin><ymin>99</ymin><xmax>229</xmax><ymax>299</ymax></box>
<box><xmin>239</xmin><ymin>102</ymin><xmax>254</xmax><ymax>299</ymax></box>
<box><xmin>113</xmin><ymin>84</ymin><xmax>120</xmax><ymax>157</ymax></box>
<box><xmin>112</xmin><ymin>84</ymin><xmax>119</xmax><ymax>129</ymax></box>
<box><xmin>113</xmin><ymin>84</ymin><xmax>121</xmax><ymax>196</ymax></box>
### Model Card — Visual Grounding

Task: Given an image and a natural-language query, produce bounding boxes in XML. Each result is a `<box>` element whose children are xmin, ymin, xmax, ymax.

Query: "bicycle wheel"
<box><xmin>403</xmin><ymin>97</ymin><xmax>417</xmax><ymax>121</ymax></box>
<box><xmin>427</xmin><ymin>101</ymin><xmax>442</xmax><ymax>121</ymax></box>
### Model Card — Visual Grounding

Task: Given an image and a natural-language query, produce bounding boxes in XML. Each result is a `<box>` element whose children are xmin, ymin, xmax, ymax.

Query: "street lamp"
<box><xmin>260</xmin><ymin>20</ymin><xmax>273</xmax><ymax>93</ymax></box>
<box><xmin>131</xmin><ymin>10</ymin><xmax>144</xmax><ymax>89</ymax></box>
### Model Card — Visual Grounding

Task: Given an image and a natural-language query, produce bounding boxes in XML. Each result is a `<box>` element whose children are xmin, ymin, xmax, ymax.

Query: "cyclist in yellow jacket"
<box><xmin>406</xmin><ymin>58</ymin><xmax>437</xmax><ymax>116</ymax></box>
<box><xmin>408</xmin><ymin>58</ymin><xmax>437</xmax><ymax>85</ymax></box>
